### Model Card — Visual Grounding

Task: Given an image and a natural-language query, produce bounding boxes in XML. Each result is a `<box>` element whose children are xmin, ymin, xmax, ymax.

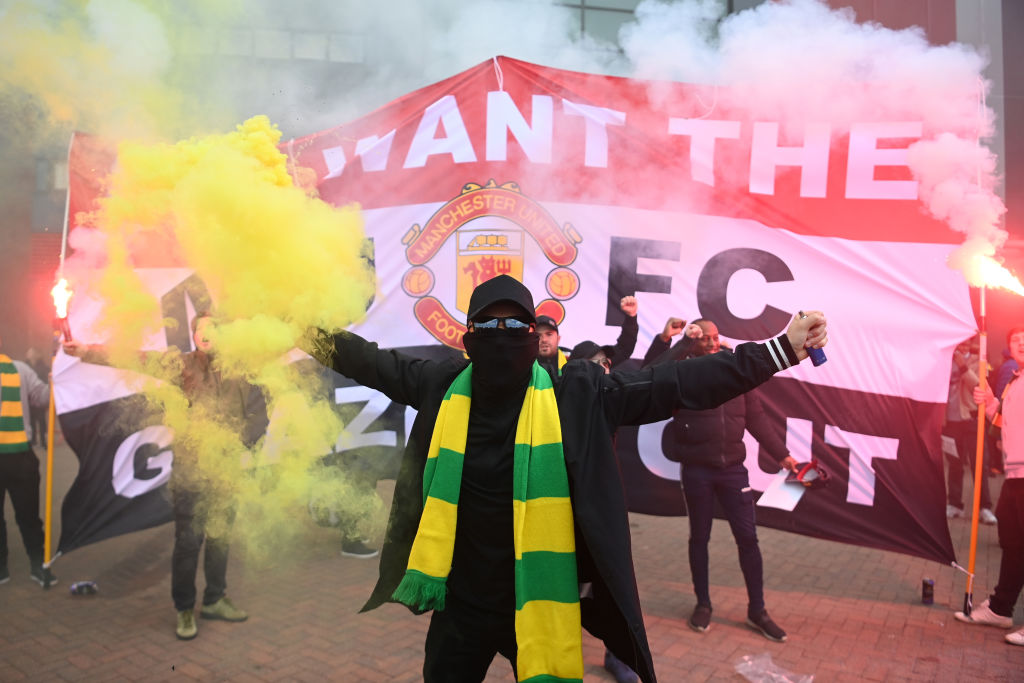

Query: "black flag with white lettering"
<box><xmin>58</xmin><ymin>395</ymin><xmax>174</xmax><ymax>555</ymax></box>
<box><xmin>613</xmin><ymin>373</ymin><xmax>956</xmax><ymax>565</ymax></box>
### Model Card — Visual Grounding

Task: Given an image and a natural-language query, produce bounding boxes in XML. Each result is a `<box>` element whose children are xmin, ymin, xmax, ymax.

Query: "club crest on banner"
<box><xmin>400</xmin><ymin>180</ymin><xmax>582</xmax><ymax>349</ymax></box>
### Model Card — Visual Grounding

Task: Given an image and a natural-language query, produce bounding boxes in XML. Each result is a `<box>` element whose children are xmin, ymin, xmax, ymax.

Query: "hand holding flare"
<box><xmin>51</xmin><ymin>278</ymin><xmax>73</xmax><ymax>341</ymax></box>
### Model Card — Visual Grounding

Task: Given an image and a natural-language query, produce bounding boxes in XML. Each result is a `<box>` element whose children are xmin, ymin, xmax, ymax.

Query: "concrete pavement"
<box><xmin>1</xmin><ymin>435</ymin><xmax>1021</xmax><ymax>681</ymax></box>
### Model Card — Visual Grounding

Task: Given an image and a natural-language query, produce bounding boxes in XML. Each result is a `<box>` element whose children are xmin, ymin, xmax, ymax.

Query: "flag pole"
<box><xmin>43</xmin><ymin>132</ymin><xmax>76</xmax><ymax>573</ymax></box>
<box><xmin>963</xmin><ymin>284</ymin><xmax>988</xmax><ymax>614</ymax></box>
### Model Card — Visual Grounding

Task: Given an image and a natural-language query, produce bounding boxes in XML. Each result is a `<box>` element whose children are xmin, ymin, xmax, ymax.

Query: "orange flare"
<box><xmin>51</xmin><ymin>278</ymin><xmax>73</xmax><ymax>318</ymax></box>
<box><xmin>968</xmin><ymin>255</ymin><xmax>1024</xmax><ymax>296</ymax></box>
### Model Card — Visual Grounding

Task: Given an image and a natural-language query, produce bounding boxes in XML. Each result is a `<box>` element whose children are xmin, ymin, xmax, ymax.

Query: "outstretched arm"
<box><xmin>641</xmin><ymin>319</ymin><xmax>701</xmax><ymax>368</ymax></box>
<box><xmin>608</xmin><ymin>296</ymin><xmax>639</xmax><ymax>366</ymax></box>
<box><xmin>606</xmin><ymin>311</ymin><xmax>828</xmax><ymax>426</ymax></box>
<box><xmin>302</xmin><ymin>329</ymin><xmax>441</xmax><ymax>410</ymax></box>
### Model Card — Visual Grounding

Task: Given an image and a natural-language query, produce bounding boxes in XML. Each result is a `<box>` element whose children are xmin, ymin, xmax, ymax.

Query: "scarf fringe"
<box><xmin>392</xmin><ymin>570</ymin><xmax>447</xmax><ymax>612</ymax></box>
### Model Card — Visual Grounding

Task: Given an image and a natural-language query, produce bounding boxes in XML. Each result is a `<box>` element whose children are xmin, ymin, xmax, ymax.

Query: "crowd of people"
<box><xmin>4</xmin><ymin>275</ymin><xmax>1023</xmax><ymax>683</ymax></box>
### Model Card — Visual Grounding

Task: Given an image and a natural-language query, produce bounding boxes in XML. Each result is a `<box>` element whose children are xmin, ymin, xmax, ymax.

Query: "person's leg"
<box><xmin>5</xmin><ymin>450</ymin><xmax>45</xmax><ymax>570</ymax></box>
<box><xmin>989</xmin><ymin>480</ymin><xmax>1024</xmax><ymax>617</ymax></box>
<box><xmin>31</xmin><ymin>409</ymin><xmax>46</xmax><ymax>448</ymax></box>
<box><xmin>0</xmin><ymin>459</ymin><xmax>11</xmax><ymax>572</ymax></box>
<box><xmin>715</xmin><ymin>464</ymin><xmax>765</xmax><ymax>615</ymax></box>
<box><xmin>171</xmin><ymin>488</ymin><xmax>203</xmax><ymax>612</ymax></box>
<box><xmin>681</xmin><ymin>465</ymin><xmax>716</xmax><ymax>609</ymax></box>
<box><xmin>423</xmin><ymin>601</ymin><xmax>507</xmax><ymax>682</ymax></box>
<box><xmin>955</xmin><ymin>420</ymin><xmax>996</xmax><ymax>512</ymax></box>
<box><xmin>945</xmin><ymin>426</ymin><xmax>965</xmax><ymax>510</ymax></box>
<box><xmin>201</xmin><ymin>535</ymin><xmax>230</xmax><ymax>606</ymax></box>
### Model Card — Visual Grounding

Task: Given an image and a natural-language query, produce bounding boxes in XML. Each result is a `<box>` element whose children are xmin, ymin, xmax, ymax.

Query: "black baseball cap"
<box><xmin>536</xmin><ymin>315</ymin><xmax>559</xmax><ymax>332</ymax></box>
<box><xmin>569</xmin><ymin>340</ymin><xmax>614</xmax><ymax>361</ymax></box>
<box><xmin>466</xmin><ymin>274</ymin><xmax>537</xmax><ymax>323</ymax></box>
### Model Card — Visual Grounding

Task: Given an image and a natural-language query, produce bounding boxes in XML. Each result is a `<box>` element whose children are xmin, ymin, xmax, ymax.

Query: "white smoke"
<box><xmin>2</xmin><ymin>0</ymin><xmax>1008</xmax><ymax>280</ymax></box>
<box><xmin>85</xmin><ymin>0</ymin><xmax>172</xmax><ymax>78</ymax></box>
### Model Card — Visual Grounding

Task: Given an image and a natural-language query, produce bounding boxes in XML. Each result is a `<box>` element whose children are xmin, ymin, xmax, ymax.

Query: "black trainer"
<box><xmin>30</xmin><ymin>566</ymin><xmax>58</xmax><ymax>588</ymax></box>
<box><xmin>603</xmin><ymin>649</ymin><xmax>640</xmax><ymax>683</ymax></box>
<box><xmin>689</xmin><ymin>604</ymin><xmax>712</xmax><ymax>632</ymax></box>
<box><xmin>747</xmin><ymin>609</ymin><xmax>787</xmax><ymax>642</ymax></box>
<box><xmin>341</xmin><ymin>539</ymin><xmax>379</xmax><ymax>559</ymax></box>
<box><xmin>0</xmin><ymin>565</ymin><xmax>9</xmax><ymax>585</ymax></box>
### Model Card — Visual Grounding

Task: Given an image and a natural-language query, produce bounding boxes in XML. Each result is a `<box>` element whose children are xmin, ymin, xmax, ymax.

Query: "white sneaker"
<box><xmin>954</xmin><ymin>599</ymin><xmax>1014</xmax><ymax>628</ymax></box>
<box><xmin>979</xmin><ymin>508</ymin><xmax>998</xmax><ymax>525</ymax></box>
<box><xmin>946</xmin><ymin>505</ymin><xmax>963</xmax><ymax>519</ymax></box>
<box><xmin>1006</xmin><ymin>626</ymin><xmax>1024</xmax><ymax>646</ymax></box>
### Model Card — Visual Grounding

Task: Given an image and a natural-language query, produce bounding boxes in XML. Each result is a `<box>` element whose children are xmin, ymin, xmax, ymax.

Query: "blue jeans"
<box><xmin>681</xmin><ymin>463</ymin><xmax>765</xmax><ymax>615</ymax></box>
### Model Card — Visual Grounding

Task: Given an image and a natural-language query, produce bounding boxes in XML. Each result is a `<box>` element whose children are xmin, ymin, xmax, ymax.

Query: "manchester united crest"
<box><xmin>401</xmin><ymin>180</ymin><xmax>582</xmax><ymax>349</ymax></box>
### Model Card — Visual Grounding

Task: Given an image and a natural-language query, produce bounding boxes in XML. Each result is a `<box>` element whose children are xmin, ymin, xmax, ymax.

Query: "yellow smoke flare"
<box><xmin>79</xmin><ymin>115</ymin><xmax>382</xmax><ymax>563</ymax></box>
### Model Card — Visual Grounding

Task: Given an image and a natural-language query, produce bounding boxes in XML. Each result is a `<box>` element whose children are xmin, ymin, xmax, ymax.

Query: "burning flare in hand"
<box><xmin>51</xmin><ymin>277</ymin><xmax>73</xmax><ymax>340</ymax></box>
<box><xmin>967</xmin><ymin>254</ymin><xmax>1024</xmax><ymax>297</ymax></box>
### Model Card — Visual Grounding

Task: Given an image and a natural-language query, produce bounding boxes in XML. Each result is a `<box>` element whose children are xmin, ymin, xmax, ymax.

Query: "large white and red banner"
<box><xmin>57</xmin><ymin>57</ymin><xmax>975</xmax><ymax>564</ymax></box>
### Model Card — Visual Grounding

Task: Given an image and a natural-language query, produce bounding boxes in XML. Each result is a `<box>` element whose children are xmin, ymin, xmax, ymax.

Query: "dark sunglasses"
<box><xmin>469</xmin><ymin>316</ymin><xmax>534</xmax><ymax>330</ymax></box>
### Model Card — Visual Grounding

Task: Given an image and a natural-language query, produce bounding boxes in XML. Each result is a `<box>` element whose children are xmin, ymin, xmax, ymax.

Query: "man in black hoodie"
<box><xmin>306</xmin><ymin>276</ymin><xmax>827</xmax><ymax>682</ymax></box>
<box><xmin>643</xmin><ymin>317</ymin><xmax>796</xmax><ymax>643</ymax></box>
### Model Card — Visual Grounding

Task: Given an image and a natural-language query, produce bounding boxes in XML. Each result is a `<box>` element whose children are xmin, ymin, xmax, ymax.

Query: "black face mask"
<box><xmin>462</xmin><ymin>328</ymin><xmax>539</xmax><ymax>394</ymax></box>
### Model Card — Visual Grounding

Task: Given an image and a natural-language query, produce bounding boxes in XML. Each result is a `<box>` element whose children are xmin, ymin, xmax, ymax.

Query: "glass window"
<box><xmin>253</xmin><ymin>29</ymin><xmax>291</xmax><ymax>60</ymax></box>
<box><xmin>219</xmin><ymin>27</ymin><xmax>253</xmax><ymax>56</ymax></box>
<box><xmin>293</xmin><ymin>32</ymin><xmax>328</xmax><ymax>60</ymax></box>
<box><xmin>329</xmin><ymin>33</ymin><xmax>365</xmax><ymax>63</ymax></box>
<box><xmin>583</xmin><ymin>8</ymin><xmax>632</xmax><ymax>45</ymax></box>
<box><xmin>53</xmin><ymin>161</ymin><xmax>68</xmax><ymax>191</ymax></box>
<box><xmin>584</xmin><ymin>0</ymin><xmax>642</xmax><ymax>10</ymax></box>
<box><xmin>180</xmin><ymin>25</ymin><xmax>217</xmax><ymax>55</ymax></box>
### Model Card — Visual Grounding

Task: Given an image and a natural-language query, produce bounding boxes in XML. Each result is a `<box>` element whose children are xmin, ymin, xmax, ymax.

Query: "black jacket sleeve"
<box><xmin>609</xmin><ymin>315</ymin><xmax>638</xmax><ymax>366</ymax></box>
<box><xmin>313</xmin><ymin>330</ymin><xmax>444</xmax><ymax>411</ymax></box>
<box><xmin>240</xmin><ymin>383</ymin><xmax>270</xmax><ymax>449</ymax></box>
<box><xmin>603</xmin><ymin>334</ymin><xmax>800</xmax><ymax>427</ymax></box>
<box><xmin>641</xmin><ymin>333</ymin><xmax>698</xmax><ymax>368</ymax></box>
<box><xmin>743</xmin><ymin>389</ymin><xmax>790</xmax><ymax>463</ymax></box>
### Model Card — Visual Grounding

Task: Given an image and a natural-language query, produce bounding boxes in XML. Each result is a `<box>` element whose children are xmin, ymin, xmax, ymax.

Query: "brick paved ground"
<box><xmin>1</xmin><ymin>434</ymin><xmax>1021</xmax><ymax>681</ymax></box>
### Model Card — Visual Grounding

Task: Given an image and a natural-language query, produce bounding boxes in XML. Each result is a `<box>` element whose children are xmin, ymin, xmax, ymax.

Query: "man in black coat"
<box><xmin>643</xmin><ymin>317</ymin><xmax>797</xmax><ymax>643</ymax></box>
<box><xmin>306</xmin><ymin>276</ymin><xmax>827</xmax><ymax>683</ymax></box>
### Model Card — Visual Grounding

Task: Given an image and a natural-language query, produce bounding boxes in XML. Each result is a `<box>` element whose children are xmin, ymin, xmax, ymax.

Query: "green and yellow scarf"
<box><xmin>393</xmin><ymin>361</ymin><xmax>583</xmax><ymax>683</ymax></box>
<box><xmin>0</xmin><ymin>354</ymin><xmax>29</xmax><ymax>453</ymax></box>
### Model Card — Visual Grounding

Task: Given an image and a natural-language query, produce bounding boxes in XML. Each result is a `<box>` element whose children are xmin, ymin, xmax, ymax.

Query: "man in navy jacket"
<box><xmin>643</xmin><ymin>318</ymin><xmax>796</xmax><ymax>643</ymax></box>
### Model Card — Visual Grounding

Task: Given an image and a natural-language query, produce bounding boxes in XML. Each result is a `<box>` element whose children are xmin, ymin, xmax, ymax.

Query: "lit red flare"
<box><xmin>970</xmin><ymin>255</ymin><xmax>1024</xmax><ymax>296</ymax></box>
<box><xmin>51</xmin><ymin>278</ymin><xmax>73</xmax><ymax>340</ymax></box>
<box><xmin>51</xmin><ymin>278</ymin><xmax>72</xmax><ymax>318</ymax></box>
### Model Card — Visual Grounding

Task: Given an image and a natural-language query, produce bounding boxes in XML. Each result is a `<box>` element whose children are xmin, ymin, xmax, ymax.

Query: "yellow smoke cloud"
<box><xmin>76</xmin><ymin>115</ymin><xmax>382</xmax><ymax>563</ymax></box>
<box><xmin>0</xmin><ymin>0</ymin><xmax>211</xmax><ymax>140</ymax></box>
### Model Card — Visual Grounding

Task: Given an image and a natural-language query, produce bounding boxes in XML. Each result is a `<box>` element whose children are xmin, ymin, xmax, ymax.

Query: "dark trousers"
<box><xmin>423</xmin><ymin>598</ymin><xmax>517</xmax><ymax>682</ymax></box>
<box><xmin>989</xmin><ymin>478</ymin><xmax>1024</xmax><ymax>617</ymax></box>
<box><xmin>682</xmin><ymin>462</ymin><xmax>765</xmax><ymax>615</ymax></box>
<box><xmin>30</xmin><ymin>407</ymin><xmax>47</xmax><ymax>447</ymax></box>
<box><xmin>171</xmin><ymin>488</ymin><xmax>231</xmax><ymax>611</ymax></box>
<box><xmin>944</xmin><ymin>419</ymin><xmax>992</xmax><ymax>509</ymax></box>
<box><xmin>0</xmin><ymin>448</ymin><xmax>45</xmax><ymax>569</ymax></box>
